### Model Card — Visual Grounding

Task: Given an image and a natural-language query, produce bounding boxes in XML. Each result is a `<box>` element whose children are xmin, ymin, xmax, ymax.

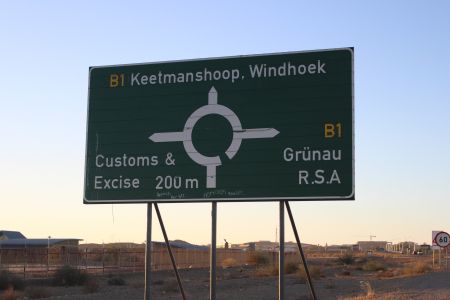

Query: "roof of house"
<box><xmin>0</xmin><ymin>230</ymin><xmax>82</xmax><ymax>248</ymax></box>
<box><xmin>0</xmin><ymin>238</ymin><xmax>82</xmax><ymax>248</ymax></box>
<box><xmin>0</xmin><ymin>230</ymin><xmax>27</xmax><ymax>240</ymax></box>
<box><xmin>153</xmin><ymin>240</ymin><xmax>208</xmax><ymax>250</ymax></box>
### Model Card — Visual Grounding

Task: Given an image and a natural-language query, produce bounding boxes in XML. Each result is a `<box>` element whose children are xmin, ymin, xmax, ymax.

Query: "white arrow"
<box><xmin>234</xmin><ymin>128</ymin><xmax>279</xmax><ymax>139</ymax></box>
<box><xmin>149</xmin><ymin>132</ymin><xmax>185</xmax><ymax>143</ymax></box>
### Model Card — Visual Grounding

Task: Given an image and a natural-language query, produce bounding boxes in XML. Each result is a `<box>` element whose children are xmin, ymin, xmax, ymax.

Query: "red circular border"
<box><xmin>434</xmin><ymin>231</ymin><xmax>450</xmax><ymax>247</ymax></box>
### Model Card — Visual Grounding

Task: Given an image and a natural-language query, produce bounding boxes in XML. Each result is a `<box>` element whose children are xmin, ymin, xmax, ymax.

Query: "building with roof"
<box><xmin>0</xmin><ymin>230</ymin><xmax>82</xmax><ymax>249</ymax></box>
<box><xmin>357</xmin><ymin>241</ymin><xmax>388</xmax><ymax>252</ymax></box>
<box><xmin>152</xmin><ymin>240</ymin><xmax>208</xmax><ymax>251</ymax></box>
<box><xmin>0</xmin><ymin>230</ymin><xmax>27</xmax><ymax>240</ymax></box>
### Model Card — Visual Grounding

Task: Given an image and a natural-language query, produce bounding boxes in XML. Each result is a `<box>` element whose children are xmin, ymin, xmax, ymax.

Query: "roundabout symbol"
<box><xmin>149</xmin><ymin>86</ymin><xmax>279</xmax><ymax>188</ymax></box>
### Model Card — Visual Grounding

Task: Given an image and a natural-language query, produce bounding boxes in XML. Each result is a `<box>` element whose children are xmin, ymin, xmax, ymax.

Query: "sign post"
<box><xmin>432</xmin><ymin>231</ymin><xmax>449</xmax><ymax>269</ymax></box>
<box><xmin>279</xmin><ymin>201</ymin><xmax>285</xmax><ymax>300</ymax></box>
<box><xmin>210</xmin><ymin>202</ymin><xmax>217</xmax><ymax>300</ymax></box>
<box><xmin>85</xmin><ymin>48</ymin><xmax>354</xmax><ymax>300</ymax></box>
<box><xmin>144</xmin><ymin>204</ymin><xmax>152</xmax><ymax>300</ymax></box>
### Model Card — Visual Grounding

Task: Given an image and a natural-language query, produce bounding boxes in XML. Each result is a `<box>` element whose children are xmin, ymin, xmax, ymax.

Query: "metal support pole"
<box><xmin>47</xmin><ymin>245</ymin><xmax>49</xmax><ymax>277</ymax></box>
<box><xmin>439</xmin><ymin>248</ymin><xmax>441</xmax><ymax>268</ymax></box>
<box><xmin>279</xmin><ymin>201</ymin><xmax>284</xmax><ymax>300</ymax></box>
<box><xmin>433</xmin><ymin>249</ymin><xmax>435</xmax><ymax>268</ymax></box>
<box><xmin>154</xmin><ymin>203</ymin><xmax>187</xmax><ymax>300</ymax></box>
<box><xmin>144</xmin><ymin>203</ymin><xmax>152</xmax><ymax>300</ymax></box>
<box><xmin>285</xmin><ymin>201</ymin><xmax>317</xmax><ymax>300</ymax></box>
<box><xmin>210</xmin><ymin>202</ymin><xmax>217</xmax><ymax>300</ymax></box>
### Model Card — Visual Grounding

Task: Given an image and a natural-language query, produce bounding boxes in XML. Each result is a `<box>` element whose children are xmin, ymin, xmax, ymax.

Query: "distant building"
<box><xmin>357</xmin><ymin>241</ymin><xmax>387</xmax><ymax>252</ymax></box>
<box><xmin>231</xmin><ymin>241</ymin><xmax>312</xmax><ymax>252</ymax></box>
<box><xmin>0</xmin><ymin>230</ymin><xmax>27</xmax><ymax>240</ymax></box>
<box><xmin>0</xmin><ymin>230</ymin><xmax>82</xmax><ymax>249</ymax></box>
<box><xmin>386</xmin><ymin>241</ymin><xmax>429</xmax><ymax>254</ymax></box>
<box><xmin>152</xmin><ymin>240</ymin><xmax>208</xmax><ymax>251</ymax></box>
<box><xmin>325</xmin><ymin>244</ymin><xmax>359</xmax><ymax>252</ymax></box>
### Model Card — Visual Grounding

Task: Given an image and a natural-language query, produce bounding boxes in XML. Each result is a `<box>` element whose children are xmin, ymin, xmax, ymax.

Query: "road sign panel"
<box><xmin>434</xmin><ymin>231</ymin><xmax>450</xmax><ymax>248</ymax></box>
<box><xmin>84</xmin><ymin>48</ymin><xmax>354</xmax><ymax>203</ymax></box>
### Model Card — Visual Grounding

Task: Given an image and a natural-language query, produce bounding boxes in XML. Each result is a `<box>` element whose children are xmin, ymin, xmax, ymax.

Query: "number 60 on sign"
<box><xmin>434</xmin><ymin>231</ymin><xmax>450</xmax><ymax>248</ymax></box>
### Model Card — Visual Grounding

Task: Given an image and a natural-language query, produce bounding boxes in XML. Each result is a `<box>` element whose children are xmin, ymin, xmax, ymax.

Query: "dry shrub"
<box><xmin>221</xmin><ymin>257</ymin><xmax>238</xmax><ymax>268</ymax></box>
<box><xmin>0</xmin><ymin>271</ymin><xmax>25</xmax><ymax>291</ymax></box>
<box><xmin>254</xmin><ymin>262</ymin><xmax>322</xmax><ymax>280</ymax></box>
<box><xmin>25</xmin><ymin>286</ymin><xmax>51</xmax><ymax>299</ymax></box>
<box><xmin>246</xmin><ymin>251</ymin><xmax>270</xmax><ymax>266</ymax></box>
<box><xmin>309</xmin><ymin>266</ymin><xmax>323</xmax><ymax>279</ymax></box>
<box><xmin>402</xmin><ymin>261</ymin><xmax>431</xmax><ymax>276</ymax></box>
<box><xmin>107</xmin><ymin>276</ymin><xmax>126</xmax><ymax>286</ymax></box>
<box><xmin>355</xmin><ymin>257</ymin><xmax>368</xmax><ymax>265</ymax></box>
<box><xmin>0</xmin><ymin>287</ymin><xmax>17</xmax><ymax>300</ymax></box>
<box><xmin>83</xmin><ymin>279</ymin><xmax>99</xmax><ymax>294</ymax></box>
<box><xmin>285</xmin><ymin>262</ymin><xmax>299</xmax><ymax>274</ymax></box>
<box><xmin>297</xmin><ymin>265</ymin><xmax>323</xmax><ymax>280</ymax></box>
<box><xmin>254</xmin><ymin>265</ymin><xmax>278</xmax><ymax>277</ymax></box>
<box><xmin>153</xmin><ymin>279</ymin><xmax>164</xmax><ymax>285</ymax></box>
<box><xmin>360</xmin><ymin>281</ymin><xmax>375</xmax><ymax>297</ymax></box>
<box><xmin>163</xmin><ymin>279</ymin><xmax>180</xmax><ymax>293</ymax></box>
<box><xmin>53</xmin><ymin>265</ymin><xmax>88</xmax><ymax>286</ymax></box>
<box><xmin>338</xmin><ymin>253</ymin><xmax>355</xmax><ymax>265</ymax></box>
<box><xmin>324</xmin><ymin>280</ymin><xmax>335</xmax><ymax>289</ymax></box>
<box><xmin>362</xmin><ymin>261</ymin><xmax>386</xmax><ymax>272</ymax></box>
<box><xmin>376</xmin><ymin>269</ymin><xmax>397</xmax><ymax>278</ymax></box>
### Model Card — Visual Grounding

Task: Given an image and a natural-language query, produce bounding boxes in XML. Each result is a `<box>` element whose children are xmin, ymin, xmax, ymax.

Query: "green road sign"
<box><xmin>84</xmin><ymin>48</ymin><xmax>354</xmax><ymax>203</ymax></box>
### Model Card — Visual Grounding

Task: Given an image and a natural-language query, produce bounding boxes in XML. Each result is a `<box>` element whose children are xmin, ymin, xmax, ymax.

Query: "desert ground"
<box><xmin>2</xmin><ymin>253</ymin><xmax>449</xmax><ymax>300</ymax></box>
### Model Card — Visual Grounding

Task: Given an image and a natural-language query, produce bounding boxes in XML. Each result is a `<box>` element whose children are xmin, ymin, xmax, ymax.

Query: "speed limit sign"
<box><xmin>434</xmin><ymin>231</ymin><xmax>450</xmax><ymax>247</ymax></box>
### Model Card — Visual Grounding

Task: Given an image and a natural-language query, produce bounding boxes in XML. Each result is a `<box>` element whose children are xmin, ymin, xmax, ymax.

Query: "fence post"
<box><xmin>133</xmin><ymin>250</ymin><xmax>136</xmax><ymax>273</ymax></box>
<box><xmin>47</xmin><ymin>247</ymin><xmax>49</xmax><ymax>277</ymax></box>
<box><xmin>118</xmin><ymin>248</ymin><xmax>121</xmax><ymax>272</ymax></box>
<box><xmin>24</xmin><ymin>247</ymin><xmax>27</xmax><ymax>279</ymax></box>
<box><xmin>102</xmin><ymin>246</ymin><xmax>105</xmax><ymax>275</ymax></box>
<box><xmin>85</xmin><ymin>248</ymin><xmax>88</xmax><ymax>271</ymax></box>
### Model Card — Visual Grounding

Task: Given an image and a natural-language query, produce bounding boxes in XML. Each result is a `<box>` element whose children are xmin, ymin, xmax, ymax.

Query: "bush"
<box><xmin>246</xmin><ymin>251</ymin><xmax>269</xmax><ymax>267</ymax></box>
<box><xmin>254</xmin><ymin>266</ymin><xmax>278</xmax><ymax>277</ymax></box>
<box><xmin>360</xmin><ymin>281</ymin><xmax>375</xmax><ymax>297</ymax></box>
<box><xmin>0</xmin><ymin>271</ymin><xmax>25</xmax><ymax>291</ymax></box>
<box><xmin>297</xmin><ymin>265</ymin><xmax>323</xmax><ymax>280</ymax></box>
<box><xmin>162</xmin><ymin>279</ymin><xmax>179</xmax><ymax>293</ymax></box>
<box><xmin>376</xmin><ymin>269</ymin><xmax>397</xmax><ymax>278</ymax></box>
<box><xmin>362</xmin><ymin>260</ymin><xmax>386</xmax><ymax>272</ymax></box>
<box><xmin>52</xmin><ymin>265</ymin><xmax>88</xmax><ymax>286</ymax></box>
<box><xmin>0</xmin><ymin>287</ymin><xmax>18</xmax><ymax>300</ymax></box>
<box><xmin>221</xmin><ymin>258</ymin><xmax>238</xmax><ymax>268</ymax></box>
<box><xmin>338</xmin><ymin>253</ymin><xmax>355</xmax><ymax>265</ymax></box>
<box><xmin>355</xmin><ymin>257</ymin><xmax>368</xmax><ymax>265</ymax></box>
<box><xmin>255</xmin><ymin>262</ymin><xmax>309</xmax><ymax>277</ymax></box>
<box><xmin>107</xmin><ymin>276</ymin><xmax>126</xmax><ymax>286</ymax></box>
<box><xmin>25</xmin><ymin>286</ymin><xmax>51</xmax><ymax>299</ymax></box>
<box><xmin>403</xmin><ymin>262</ymin><xmax>431</xmax><ymax>276</ymax></box>
<box><xmin>83</xmin><ymin>279</ymin><xmax>99</xmax><ymax>294</ymax></box>
<box><xmin>285</xmin><ymin>262</ymin><xmax>299</xmax><ymax>274</ymax></box>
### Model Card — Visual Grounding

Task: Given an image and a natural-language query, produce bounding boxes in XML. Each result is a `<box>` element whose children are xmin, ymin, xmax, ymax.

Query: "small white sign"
<box><xmin>432</xmin><ymin>230</ymin><xmax>441</xmax><ymax>246</ymax></box>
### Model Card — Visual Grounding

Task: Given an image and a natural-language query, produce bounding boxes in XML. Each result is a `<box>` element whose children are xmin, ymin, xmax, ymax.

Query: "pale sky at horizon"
<box><xmin>1</xmin><ymin>1</ymin><xmax>449</xmax><ymax>247</ymax></box>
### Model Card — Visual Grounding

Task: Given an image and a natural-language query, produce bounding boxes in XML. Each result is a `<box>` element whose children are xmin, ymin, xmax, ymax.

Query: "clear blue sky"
<box><xmin>1</xmin><ymin>1</ymin><xmax>449</xmax><ymax>246</ymax></box>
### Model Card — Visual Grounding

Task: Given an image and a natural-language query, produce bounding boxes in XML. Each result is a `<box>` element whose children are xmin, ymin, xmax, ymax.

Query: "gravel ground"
<box><xmin>6</xmin><ymin>259</ymin><xmax>450</xmax><ymax>299</ymax></box>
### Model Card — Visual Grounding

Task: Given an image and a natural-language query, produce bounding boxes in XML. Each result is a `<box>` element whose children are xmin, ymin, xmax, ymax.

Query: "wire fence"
<box><xmin>0</xmin><ymin>247</ymin><xmax>300</xmax><ymax>278</ymax></box>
